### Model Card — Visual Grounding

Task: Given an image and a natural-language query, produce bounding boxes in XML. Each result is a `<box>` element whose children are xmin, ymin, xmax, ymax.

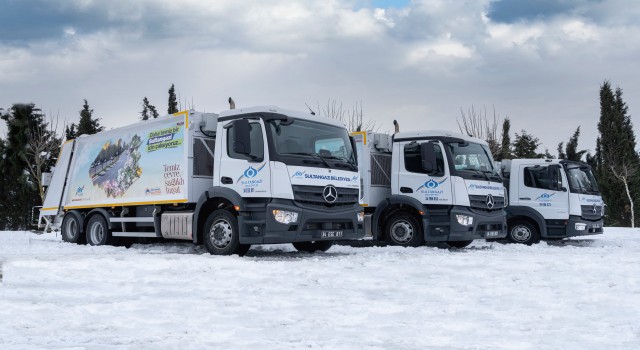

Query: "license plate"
<box><xmin>485</xmin><ymin>230</ymin><xmax>500</xmax><ymax>238</ymax></box>
<box><xmin>592</xmin><ymin>224</ymin><xmax>601</xmax><ymax>229</ymax></box>
<box><xmin>321</xmin><ymin>231</ymin><xmax>343</xmax><ymax>238</ymax></box>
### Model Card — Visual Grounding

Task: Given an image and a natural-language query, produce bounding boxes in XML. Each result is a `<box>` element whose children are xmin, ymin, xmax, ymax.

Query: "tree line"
<box><xmin>458</xmin><ymin>81</ymin><xmax>638</xmax><ymax>227</ymax></box>
<box><xmin>0</xmin><ymin>84</ymin><xmax>181</xmax><ymax>229</ymax></box>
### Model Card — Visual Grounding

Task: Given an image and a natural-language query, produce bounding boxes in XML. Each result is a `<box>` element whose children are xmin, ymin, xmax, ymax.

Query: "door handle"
<box><xmin>400</xmin><ymin>187</ymin><xmax>413</xmax><ymax>193</ymax></box>
<box><xmin>519</xmin><ymin>197</ymin><xmax>531</xmax><ymax>200</ymax></box>
<box><xmin>221</xmin><ymin>177</ymin><xmax>233</xmax><ymax>184</ymax></box>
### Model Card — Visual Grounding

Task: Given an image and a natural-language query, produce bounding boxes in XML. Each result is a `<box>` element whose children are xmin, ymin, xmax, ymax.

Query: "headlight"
<box><xmin>357</xmin><ymin>212</ymin><xmax>364</xmax><ymax>222</ymax></box>
<box><xmin>575</xmin><ymin>223</ymin><xmax>587</xmax><ymax>231</ymax></box>
<box><xmin>272</xmin><ymin>210</ymin><xmax>299</xmax><ymax>224</ymax></box>
<box><xmin>456</xmin><ymin>214</ymin><xmax>474</xmax><ymax>226</ymax></box>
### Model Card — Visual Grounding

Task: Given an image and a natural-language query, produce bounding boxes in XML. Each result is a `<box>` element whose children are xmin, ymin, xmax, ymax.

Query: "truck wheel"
<box><xmin>203</xmin><ymin>209</ymin><xmax>244</xmax><ymax>256</ymax></box>
<box><xmin>86</xmin><ymin>214</ymin><xmax>113</xmax><ymax>246</ymax></box>
<box><xmin>292</xmin><ymin>241</ymin><xmax>334</xmax><ymax>253</ymax></box>
<box><xmin>385</xmin><ymin>213</ymin><xmax>424</xmax><ymax>247</ymax></box>
<box><xmin>61</xmin><ymin>212</ymin><xmax>85</xmax><ymax>244</ymax></box>
<box><xmin>447</xmin><ymin>240</ymin><xmax>473</xmax><ymax>248</ymax></box>
<box><xmin>508</xmin><ymin>221</ymin><xmax>541</xmax><ymax>245</ymax></box>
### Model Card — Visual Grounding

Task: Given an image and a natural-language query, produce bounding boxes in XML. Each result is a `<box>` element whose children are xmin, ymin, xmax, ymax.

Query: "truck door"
<box><xmin>398</xmin><ymin>140</ymin><xmax>452</xmax><ymax>205</ymax></box>
<box><xmin>517</xmin><ymin>164</ymin><xmax>569</xmax><ymax>219</ymax></box>
<box><xmin>218</xmin><ymin>118</ymin><xmax>271</xmax><ymax>197</ymax></box>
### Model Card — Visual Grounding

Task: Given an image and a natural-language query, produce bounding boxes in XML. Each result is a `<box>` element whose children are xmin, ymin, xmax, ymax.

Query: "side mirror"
<box><xmin>420</xmin><ymin>142</ymin><xmax>437</xmax><ymax>174</ymax></box>
<box><xmin>232</xmin><ymin>119</ymin><xmax>252</xmax><ymax>155</ymax></box>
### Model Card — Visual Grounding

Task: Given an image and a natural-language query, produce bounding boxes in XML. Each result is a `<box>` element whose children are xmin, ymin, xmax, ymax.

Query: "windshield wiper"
<box><xmin>282</xmin><ymin>152</ymin><xmax>331</xmax><ymax>168</ymax></box>
<box><xmin>324</xmin><ymin>155</ymin><xmax>357</xmax><ymax>171</ymax></box>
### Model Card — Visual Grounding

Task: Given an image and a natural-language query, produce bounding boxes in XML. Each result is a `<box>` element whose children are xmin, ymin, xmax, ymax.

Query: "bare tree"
<box><xmin>315</xmin><ymin>99</ymin><xmax>378</xmax><ymax>132</ymax></box>
<box><xmin>605</xmin><ymin>151</ymin><xmax>638</xmax><ymax>228</ymax></box>
<box><xmin>25</xmin><ymin>112</ymin><xmax>63</xmax><ymax>204</ymax></box>
<box><xmin>457</xmin><ymin>105</ymin><xmax>501</xmax><ymax>158</ymax></box>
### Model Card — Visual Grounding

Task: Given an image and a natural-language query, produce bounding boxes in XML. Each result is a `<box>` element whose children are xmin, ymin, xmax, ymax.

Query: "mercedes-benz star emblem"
<box><xmin>323</xmin><ymin>185</ymin><xmax>338</xmax><ymax>204</ymax></box>
<box><xmin>592</xmin><ymin>204</ymin><xmax>598</xmax><ymax>215</ymax></box>
<box><xmin>486</xmin><ymin>194</ymin><xmax>495</xmax><ymax>209</ymax></box>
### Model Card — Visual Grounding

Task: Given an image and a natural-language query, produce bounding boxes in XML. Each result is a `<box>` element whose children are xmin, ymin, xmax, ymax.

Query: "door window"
<box><xmin>227</xmin><ymin>122</ymin><xmax>264</xmax><ymax>161</ymax></box>
<box><xmin>523</xmin><ymin>166</ymin><xmax>562</xmax><ymax>191</ymax></box>
<box><xmin>404</xmin><ymin>142</ymin><xmax>444</xmax><ymax>174</ymax></box>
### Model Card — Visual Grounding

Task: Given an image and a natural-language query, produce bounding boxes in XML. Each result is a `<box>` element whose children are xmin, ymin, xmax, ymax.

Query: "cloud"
<box><xmin>1</xmin><ymin>0</ymin><xmax>640</xmax><ymax>154</ymax></box>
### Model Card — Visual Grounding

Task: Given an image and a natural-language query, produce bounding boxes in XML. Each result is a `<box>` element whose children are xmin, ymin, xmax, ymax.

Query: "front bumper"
<box><xmin>564</xmin><ymin>216</ymin><xmax>604</xmax><ymax>238</ymax></box>
<box><xmin>423</xmin><ymin>206</ymin><xmax>508</xmax><ymax>242</ymax></box>
<box><xmin>238</xmin><ymin>199</ymin><xmax>365</xmax><ymax>244</ymax></box>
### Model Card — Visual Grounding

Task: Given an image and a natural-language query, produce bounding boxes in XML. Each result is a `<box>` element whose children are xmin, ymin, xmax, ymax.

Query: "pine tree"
<box><xmin>499</xmin><ymin>117</ymin><xmax>511</xmax><ymax>160</ymax></box>
<box><xmin>65</xmin><ymin>123</ymin><xmax>77</xmax><ymax>140</ymax></box>
<box><xmin>0</xmin><ymin>136</ymin><xmax>9</xmax><ymax>229</ymax></box>
<box><xmin>0</xmin><ymin>104</ymin><xmax>50</xmax><ymax>229</ymax></box>
<box><xmin>77</xmin><ymin>99</ymin><xmax>104</xmax><ymax>136</ymax></box>
<box><xmin>141</xmin><ymin>97</ymin><xmax>159</xmax><ymax>121</ymax></box>
<box><xmin>595</xmin><ymin>81</ymin><xmax>639</xmax><ymax>227</ymax></box>
<box><xmin>168</xmin><ymin>84</ymin><xmax>178</xmax><ymax>114</ymax></box>
<box><xmin>512</xmin><ymin>130</ymin><xmax>542</xmax><ymax>158</ymax></box>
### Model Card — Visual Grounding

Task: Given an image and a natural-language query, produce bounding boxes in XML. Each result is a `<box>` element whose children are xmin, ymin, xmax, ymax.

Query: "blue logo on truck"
<box><xmin>237</xmin><ymin>163</ymin><xmax>266</xmax><ymax>182</ymax></box>
<box><xmin>416</xmin><ymin>177</ymin><xmax>448</xmax><ymax>191</ymax></box>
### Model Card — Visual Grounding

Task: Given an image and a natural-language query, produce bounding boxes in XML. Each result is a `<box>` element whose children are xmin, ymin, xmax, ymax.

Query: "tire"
<box><xmin>61</xmin><ymin>212</ymin><xmax>85</xmax><ymax>244</ymax></box>
<box><xmin>507</xmin><ymin>220</ymin><xmax>541</xmax><ymax>245</ymax></box>
<box><xmin>447</xmin><ymin>240</ymin><xmax>473</xmax><ymax>248</ymax></box>
<box><xmin>292</xmin><ymin>241</ymin><xmax>334</xmax><ymax>253</ymax></box>
<box><xmin>203</xmin><ymin>209</ymin><xmax>244</xmax><ymax>255</ymax></box>
<box><xmin>85</xmin><ymin>214</ymin><xmax>114</xmax><ymax>246</ymax></box>
<box><xmin>385</xmin><ymin>213</ymin><xmax>424</xmax><ymax>247</ymax></box>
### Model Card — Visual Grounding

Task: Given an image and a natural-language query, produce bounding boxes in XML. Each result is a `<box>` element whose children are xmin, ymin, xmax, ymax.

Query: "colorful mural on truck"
<box><xmin>65</xmin><ymin>117</ymin><xmax>187</xmax><ymax>207</ymax></box>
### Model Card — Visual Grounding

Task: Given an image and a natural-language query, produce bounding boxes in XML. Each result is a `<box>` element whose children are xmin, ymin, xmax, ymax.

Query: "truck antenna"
<box><xmin>229</xmin><ymin>97</ymin><xmax>235</xmax><ymax>110</ymax></box>
<box><xmin>305</xmin><ymin>103</ymin><xmax>316</xmax><ymax>115</ymax></box>
<box><xmin>393</xmin><ymin>120</ymin><xmax>399</xmax><ymax>134</ymax></box>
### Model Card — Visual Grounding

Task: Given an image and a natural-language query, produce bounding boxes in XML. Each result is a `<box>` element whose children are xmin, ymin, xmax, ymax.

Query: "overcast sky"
<box><xmin>1</xmin><ymin>0</ymin><xmax>639</xmax><ymax>154</ymax></box>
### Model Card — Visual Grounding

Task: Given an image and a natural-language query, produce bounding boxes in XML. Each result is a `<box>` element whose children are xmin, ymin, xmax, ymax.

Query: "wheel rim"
<box><xmin>89</xmin><ymin>221</ymin><xmax>104</xmax><ymax>245</ymax></box>
<box><xmin>65</xmin><ymin>219</ymin><xmax>78</xmax><ymax>239</ymax></box>
<box><xmin>390</xmin><ymin>220</ymin><xmax>414</xmax><ymax>244</ymax></box>
<box><xmin>511</xmin><ymin>225</ymin><xmax>531</xmax><ymax>242</ymax></box>
<box><xmin>210</xmin><ymin>219</ymin><xmax>233</xmax><ymax>248</ymax></box>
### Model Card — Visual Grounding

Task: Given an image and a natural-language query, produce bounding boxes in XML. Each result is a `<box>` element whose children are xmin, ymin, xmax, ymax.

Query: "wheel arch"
<box><xmin>372</xmin><ymin>195</ymin><xmax>425</xmax><ymax>240</ymax></box>
<box><xmin>193</xmin><ymin>187</ymin><xmax>242</xmax><ymax>244</ymax></box>
<box><xmin>506</xmin><ymin>206</ymin><xmax>546</xmax><ymax>236</ymax></box>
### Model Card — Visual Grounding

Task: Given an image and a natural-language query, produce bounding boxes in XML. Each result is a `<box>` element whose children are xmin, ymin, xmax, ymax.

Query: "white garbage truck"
<box><xmin>39</xmin><ymin>105</ymin><xmax>364</xmax><ymax>255</ymax></box>
<box><xmin>499</xmin><ymin>159</ymin><xmax>604</xmax><ymax>244</ymax></box>
<box><xmin>352</xmin><ymin>128</ymin><xmax>507</xmax><ymax>248</ymax></box>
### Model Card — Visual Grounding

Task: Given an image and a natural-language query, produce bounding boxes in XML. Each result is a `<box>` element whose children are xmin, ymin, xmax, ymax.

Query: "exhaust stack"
<box><xmin>393</xmin><ymin>120</ymin><xmax>399</xmax><ymax>134</ymax></box>
<box><xmin>228</xmin><ymin>97</ymin><xmax>235</xmax><ymax>110</ymax></box>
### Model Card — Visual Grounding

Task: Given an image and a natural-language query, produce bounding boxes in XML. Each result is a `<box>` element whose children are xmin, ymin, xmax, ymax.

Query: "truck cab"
<box><xmin>353</xmin><ymin>130</ymin><xmax>507</xmax><ymax>248</ymax></box>
<box><xmin>39</xmin><ymin>106</ymin><xmax>364</xmax><ymax>255</ymax></box>
<box><xmin>500</xmin><ymin>159</ymin><xmax>604</xmax><ymax>244</ymax></box>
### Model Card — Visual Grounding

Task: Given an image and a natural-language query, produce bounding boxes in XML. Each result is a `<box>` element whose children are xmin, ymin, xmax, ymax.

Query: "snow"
<box><xmin>1</xmin><ymin>229</ymin><xmax>639</xmax><ymax>349</ymax></box>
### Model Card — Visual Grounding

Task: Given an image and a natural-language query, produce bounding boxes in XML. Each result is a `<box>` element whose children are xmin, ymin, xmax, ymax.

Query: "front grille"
<box><xmin>292</xmin><ymin>185</ymin><xmax>359</xmax><ymax>209</ymax></box>
<box><xmin>469</xmin><ymin>195</ymin><xmax>505</xmax><ymax>212</ymax></box>
<box><xmin>581</xmin><ymin>205</ymin><xmax>603</xmax><ymax>220</ymax></box>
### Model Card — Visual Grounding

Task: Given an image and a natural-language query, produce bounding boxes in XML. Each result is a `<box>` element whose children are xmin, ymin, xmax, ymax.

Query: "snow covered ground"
<box><xmin>1</xmin><ymin>229</ymin><xmax>639</xmax><ymax>350</ymax></box>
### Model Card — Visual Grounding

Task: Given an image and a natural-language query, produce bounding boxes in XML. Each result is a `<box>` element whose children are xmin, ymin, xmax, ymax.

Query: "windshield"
<box><xmin>565</xmin><ymin>165</ymin><xmax>600</xmax><ymax>195</ymax></box>
<box><xmin>448</xmin><ymin>142</ymin><xmax>495</xmax><ymax>172</ymax></box>
<box><xmin>268</xmin><ymin>118</ymin><xmax>356</xmax><ymax>170</ymax></box>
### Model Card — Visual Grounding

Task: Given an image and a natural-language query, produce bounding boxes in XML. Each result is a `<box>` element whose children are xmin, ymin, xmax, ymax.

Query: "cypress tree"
<box><xmin>595</xmin><ymin>81</ymin><xmax>639</xmax><ymax>227</ymax></box>
<box><xmin>565</xmin><ymin>127</ymin><xmax>586</xmax><ymax>161</ymax></box>
<box><xmin>168</xmin><ymin>84</ymin><xmax>178</xmax><ymax>114</ymax></box>
<box><xmin>141</xmin><ymin>97</ymin><xmax>159</xmax><ymax>121</ymax></box>
<box><xmin>65</xmin><ymin>123</ymin><xmax>77</xmax><ymax>140</ymax></box>
<box><xmin>499</xmin><ymin>117</ymin><xmax>511</xmax><ymax>160</ymax></box>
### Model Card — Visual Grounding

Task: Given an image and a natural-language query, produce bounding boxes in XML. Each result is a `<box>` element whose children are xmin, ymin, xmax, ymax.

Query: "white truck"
<box><xmin>500</xmin><ymin>159</ymin><xmax>604</xmax><ymax>244</ymax></box>
<box><xmin>39</xmin><ymin>106</ymin><xmax>364</xmax><ymax>255</ymax></box>
<box><xmin>352</xmin><ymin>129</ymin><xmax>507</xmax><ymax>248</ymax></box>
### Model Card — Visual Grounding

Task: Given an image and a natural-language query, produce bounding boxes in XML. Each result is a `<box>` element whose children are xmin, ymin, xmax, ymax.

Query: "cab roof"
<box><xmin>394</xmin><ymin>130</ymin><xmax>488</xmax><ymax>146</ymax></box>
<box><xmin>217</xmin><ymin>105</ymin><xmax>346</xmax><ymax>128</ymax></box>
